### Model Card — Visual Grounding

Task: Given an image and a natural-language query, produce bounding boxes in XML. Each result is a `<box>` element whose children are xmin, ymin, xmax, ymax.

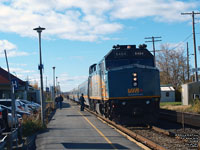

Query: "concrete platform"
<box><xmin>35</xmin><ymin>99</ymin><xmax>144</xmax><ymax>150</ymax></box>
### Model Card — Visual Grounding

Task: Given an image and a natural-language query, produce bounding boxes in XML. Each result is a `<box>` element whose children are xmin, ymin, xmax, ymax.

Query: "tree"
<box><xmin>31</xmin><ymin>82</ymin><xmax>39</xmax><ymax>90</ymax></box>
<box><xmin>157</xmin><ymin>44</ymin><xmax>187</xmax><ymax>90</ymax></box>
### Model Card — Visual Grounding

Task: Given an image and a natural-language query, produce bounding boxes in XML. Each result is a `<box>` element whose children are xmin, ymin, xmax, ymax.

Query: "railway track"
<box><xmin>160</xmin><ymin>109</ymin><xmax>200</xmax><ymax>127</ymax></box>
<box><xmin>69</xmin><ymin>99</ymin><xmax>200</xmax><ymax>149</ymax></box>
<box><xmin>85</xmin><ymin>107</ymin><xmax>166</xmax><ymax>150</ymax></box>
<box><xmin>85</xmin><ymin>107</ymin><xmax>200</xmax><ymax>150</ymax></box>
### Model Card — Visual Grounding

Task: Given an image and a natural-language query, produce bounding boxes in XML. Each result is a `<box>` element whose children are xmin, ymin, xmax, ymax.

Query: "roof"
<box><xmin>161</xmin><ymin>86</ymin><xmax>175</xmax><ymax>92</ymax></box>
<box><xmin>0</xmin><ymin>67</ymin><xmax>26</xmax><ymax>85</ymax></box>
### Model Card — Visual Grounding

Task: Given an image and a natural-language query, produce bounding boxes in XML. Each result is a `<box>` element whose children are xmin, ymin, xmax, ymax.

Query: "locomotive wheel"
<box><xmin>104</xmin><ymin>102</ymin><xmax>112</xmax><ymax>120</ymax></box>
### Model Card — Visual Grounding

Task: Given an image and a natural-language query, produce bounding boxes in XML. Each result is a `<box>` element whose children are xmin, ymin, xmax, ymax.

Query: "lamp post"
<box><xmin>53</xmin><ymin>67</ymin><xmax>56</xmax><ymax>105</ymax></box>
<box><xmin>33</xmin><ymin>26</ymin><xmax>45</xmax><ymax>126</ymax></box>
<box><xmin>56</xmin><ymin>76</ymin><xmax>58</xmax><ymax>96</ymax></box>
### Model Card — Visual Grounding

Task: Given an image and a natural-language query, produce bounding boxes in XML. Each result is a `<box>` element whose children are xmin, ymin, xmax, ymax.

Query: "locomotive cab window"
<box><xmin>89</xmin><ymin>64</ymin><xmax>97</xmax><ymax>74</ymax></box>
<box><xmin>106</xmin><ymin>58</ymin><xmax>154</xmax><ymax>70</ymax></box>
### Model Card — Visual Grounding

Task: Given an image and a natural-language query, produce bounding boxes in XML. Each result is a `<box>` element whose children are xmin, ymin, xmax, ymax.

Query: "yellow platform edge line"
<box><xmin>79</xmin><ymin>111</ymin><xmax>117</xmax><ymax>150</ymax></box>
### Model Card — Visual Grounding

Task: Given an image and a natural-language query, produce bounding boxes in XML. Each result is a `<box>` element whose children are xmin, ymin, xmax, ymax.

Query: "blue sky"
<box><xmin>0</xmin><ymin>0</ymin><xmax>199</xmax><ymax>91</ymax></box>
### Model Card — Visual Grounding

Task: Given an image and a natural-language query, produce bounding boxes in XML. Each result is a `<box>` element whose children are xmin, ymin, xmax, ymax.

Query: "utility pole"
<box><xmin>181</xmin><ymin>11</ymin><xmax>200</xmax><ymax>82</ymax></box>
<box><xmin>145</xmin><ymin>36</ymin><xmax>162</xmax><ymax>67</ymax></box>
<box><xmin>33</xmin><ymin>26</ymin><xmax>46</xmax><ymax>126</ymax></box>
<box><xmin>186</xmin><ymin>42</ymin><xmax>190</xmax><ymax>81</ymax></box>
<box><xmin>4</xmin><ymin>50</ymin><xmax>16</xmax><ymax>149</ymax></box>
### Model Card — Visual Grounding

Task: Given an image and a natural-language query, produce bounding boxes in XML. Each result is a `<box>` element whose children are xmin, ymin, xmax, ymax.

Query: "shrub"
<box><xmin>22</xmin><ymin>102</ymin><xmax>54</xmax><ymax>137</ymax></box>
<box><xmin>22</xmin><ymin>114</ymin><xmax>46</xmax><ymax>137</ymax></box>
<box><xmin>191</xmin><ymin>99</ymin><xmax>200</xmax><ymax>114</ymax></box>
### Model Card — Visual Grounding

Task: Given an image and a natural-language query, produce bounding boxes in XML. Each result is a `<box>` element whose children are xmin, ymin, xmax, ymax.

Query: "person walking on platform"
<box><xmin>55</xmin><ymin>96</ymin><xmax>59</xmax><ymax>108</ymax></box>
<box><xmin>80</xmin><ymin>93</ymin><xmax>85</xmax><ymax>111</ymax></box>
<box><xmin>58</xmin><ymin>94</ymin><xmax>63</xmax><ymax>109</ymax></box>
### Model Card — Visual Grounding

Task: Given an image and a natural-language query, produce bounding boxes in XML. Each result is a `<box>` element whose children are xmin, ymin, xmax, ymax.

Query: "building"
<box><xmin>160</xmin><ymin>85</ymin><xmax>175</xmax><ymax>102</ymax></box>
<box><xmin>182</xmin><ymin>82</ymin><xmax>200</xmax><ymax>105</ymax></box>
<box><xmin>0</xmin><ymin>67</ymin><xmax>40</xmax><ymax>103</ymax></box>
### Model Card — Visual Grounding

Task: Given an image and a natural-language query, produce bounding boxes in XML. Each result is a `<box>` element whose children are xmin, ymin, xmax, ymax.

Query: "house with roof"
<box><xmin>160</xmin><ymin>85</ymin><xmax>175</xmax><ymax>102</ymax></box>
<box><xmin>0</xmin><ymin>67</ymin><xmax>40</xmax><ymax>103</ymax></box>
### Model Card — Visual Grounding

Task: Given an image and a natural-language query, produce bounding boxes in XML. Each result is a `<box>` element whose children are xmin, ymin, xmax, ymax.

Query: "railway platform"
<box><xmin>35</xmin><ymin>99</ymin><xmax>145</xmax><ymax>150</ymax></box>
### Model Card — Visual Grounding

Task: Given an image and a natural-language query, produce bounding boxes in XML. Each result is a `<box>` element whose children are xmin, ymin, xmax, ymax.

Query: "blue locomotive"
<box><xmin>69</xmin><ymin>44</ymin><xmax>160</xmax><ymax>124</ymax></box>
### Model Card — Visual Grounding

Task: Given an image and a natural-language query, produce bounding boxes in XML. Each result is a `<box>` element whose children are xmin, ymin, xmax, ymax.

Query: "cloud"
<box><xmin>0</xmin><ymin>40</ymin><xmax>29</xmax><ymax>57</ymax></box>
<box><xmin>0</xmin><ymin>0</ymin><xmax>122</xmax><ymax>41</ymax></box>
<box><xmin>111</xmin><ymin>0</ymin><xmax>197</xmax><ymax>22</ymax></box>
<box><xmin>57</xmin><ymin>73</ymin><xmax>88</xmax><ymax>91</ymax></box>
<box><xmin>0</xmin><ymin>0</ymin><xmax>198</xmax><ymax>42</ymax></box>
<box><xmin>0</xmin><ymin>40</ymin><xmax>16</xmax><ymax>50</ymax></box>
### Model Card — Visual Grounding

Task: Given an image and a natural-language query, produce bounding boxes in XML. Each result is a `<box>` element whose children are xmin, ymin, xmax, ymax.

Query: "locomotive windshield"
<box><xmin>106</xmin><ymin>58</ymin><xmax>154</xmax><ymax>70</ymax></box>
<box><xmin>105</xmin><ymin>45</ymin><xmax>154</xmax><ymax>70</ymax></box>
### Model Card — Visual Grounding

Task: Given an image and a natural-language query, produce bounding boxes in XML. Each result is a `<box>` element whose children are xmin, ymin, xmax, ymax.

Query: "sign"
<box><xmin>46</xmin><ymin>87</ymin><xmax>49</xmax><ymax>92</ymax></box>
<box><xmin>11</xmin><ymin>79</ymin><xmax>18</xmax><ymax>90</ymax></box>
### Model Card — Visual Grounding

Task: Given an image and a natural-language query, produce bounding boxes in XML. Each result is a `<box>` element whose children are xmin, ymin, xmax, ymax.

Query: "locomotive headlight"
<box><xmin>132</xmin><ymin>72</ymin><xmax>138</xmax><ymax>87</ymax></box>
<box><xmin>146</xmin><ymin>100</ymin><xmax>150</xmax><ymax>105</ymax></box>
<box><xmin>133</xmin><ymin>82</ymin><xmax>137</xmax><ymax>86</ymax></box>
<box><xmin>122</xmin><ymin>101</ymin><xmax>126</xmax><ymax>106</ymax></box>
<box><xmin>133</xmin><ymin>73</ymin><xmax>137</xmax><ymax>77</ymax></box>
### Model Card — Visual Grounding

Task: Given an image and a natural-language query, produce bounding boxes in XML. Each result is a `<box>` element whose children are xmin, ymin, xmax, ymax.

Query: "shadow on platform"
<box><xmin>55</xmin><ymin>102</ymin><xmax>71</xmax><ymax>109</ymax></box>
<box><xmin>66</xmin><ymin>114</ymin><xmax>91</xmax><ymax>117</ymax></box>
<box><xmin>62</xmin><ymin>143</ymin><xmax>128</xmax><ymax>149</ymax></box>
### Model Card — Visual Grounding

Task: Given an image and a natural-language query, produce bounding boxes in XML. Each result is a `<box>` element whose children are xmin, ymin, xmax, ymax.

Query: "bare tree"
<box><xmin>157</xmin><ymin>44</ymin><xmax>187</xmax><ymax>90</ymax></box>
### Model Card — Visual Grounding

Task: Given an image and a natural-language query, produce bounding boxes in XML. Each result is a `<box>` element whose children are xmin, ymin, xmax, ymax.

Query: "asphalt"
<box><xmin>35</xmin><ymin>99</ymin><xmax>144</xmax><ymax>150</ymax></box>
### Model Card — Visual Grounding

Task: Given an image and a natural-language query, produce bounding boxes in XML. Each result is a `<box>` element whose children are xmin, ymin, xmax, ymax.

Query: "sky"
<box><xmin>0</xmin><ymin>0</ymin><xmax>200</xmax><ymax>92</ymax></box>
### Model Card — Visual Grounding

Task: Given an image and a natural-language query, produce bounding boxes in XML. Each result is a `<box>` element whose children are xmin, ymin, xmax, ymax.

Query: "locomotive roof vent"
<box><xmin>113</xmin><ymin>44</ymin><xmax>136</xmax><ymax>50</ymax></box>
<box><xmin>138</xmin><ymin>44</ymin><xmax>147</xmax><ymax>49</ymax></box>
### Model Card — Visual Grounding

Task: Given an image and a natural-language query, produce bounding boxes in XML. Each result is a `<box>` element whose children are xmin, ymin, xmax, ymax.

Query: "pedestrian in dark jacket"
<box><xmin>55</xmin><ymin>96</ymin><xmax>59</xmax><ymax>108</ymax></box>
<box><xmin>80</xmin><ymin>93</ymin><xmax>85</xmax><ymax>111</ymax></box>
<box><xmin>59</xmin><ymin>94</ymin><xmax>63</xmax><ymax>109</ymax></box>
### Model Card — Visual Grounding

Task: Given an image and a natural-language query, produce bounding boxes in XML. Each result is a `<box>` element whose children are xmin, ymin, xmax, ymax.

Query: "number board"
<box><xmin>114</xmin><ymin>51</ymin><xmax>128</xmax><ymax>57</ymax></box>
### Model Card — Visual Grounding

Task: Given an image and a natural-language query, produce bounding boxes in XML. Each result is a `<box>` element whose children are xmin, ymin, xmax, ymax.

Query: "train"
<box><xmin>68</xmin><ymin>44</ymin><xmax>161</xmax><ymax>124</ymax></box>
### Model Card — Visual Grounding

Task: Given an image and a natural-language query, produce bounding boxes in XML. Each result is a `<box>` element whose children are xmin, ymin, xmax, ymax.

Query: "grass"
<box><xmin>160</xmin><ymin>100</ymin><xmax>200</xmax><ymax>114</ymax></box>
<box><xmin>186</xmin><ymin>99</ymin><xmax>200</xmax><ymax>114</ymax></box>
<box><xmin>160</xmin><ymin>102</ymin><xmax>182</xmax><ymax>107</ymax></box>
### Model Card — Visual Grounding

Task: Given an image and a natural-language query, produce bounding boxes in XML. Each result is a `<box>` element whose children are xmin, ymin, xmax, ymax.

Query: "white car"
<box><xmin>20</xmin><ymin>99</ymin><xmax>41</xmax><ymax>111</ymax></box>
<box><xmin>0</xmin><ymin>99</ymin><xmax>31</xmax><ymax>113</ymax></box>
<box><xmin>16</xmin><ymin>99</ymin><xmax>32</xmax><ymax>113</ymax></box>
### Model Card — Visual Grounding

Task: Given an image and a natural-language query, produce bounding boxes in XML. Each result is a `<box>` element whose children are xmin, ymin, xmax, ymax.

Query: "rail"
<box><xmin>160</xmin><ymin>109</ymin><xmax>200</xmax><ymax>127</ymax></box>
<box><xmin>85</xmin><ymin>107</ymin><xmax>167</xmax><ymax>150</ymax></box>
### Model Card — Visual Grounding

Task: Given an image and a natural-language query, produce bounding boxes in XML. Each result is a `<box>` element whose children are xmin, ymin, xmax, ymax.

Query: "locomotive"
<box><xmin>69</xmin><ymin>44</ymin><xmax>160</xmax><ymax>124</ymax></box>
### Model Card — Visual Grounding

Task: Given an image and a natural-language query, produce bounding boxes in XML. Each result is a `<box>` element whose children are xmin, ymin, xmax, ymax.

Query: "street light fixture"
<box><xmin>33</xmin><ymin>26</ymin><xmax>45</xmax><ymax>126</ymax></box>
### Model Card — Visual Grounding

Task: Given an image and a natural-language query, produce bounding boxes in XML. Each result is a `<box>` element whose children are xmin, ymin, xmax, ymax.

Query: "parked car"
<box><xmin>19</xmin><ymin>99</ymin><xmax>41</xmax><ymax>112</ymax></box>
<box><xmin>0</xmin><ymin>99</ymin><xmax>31</xmax><ymax>115</ymax></box>
<box><xmin>16</xmin><ymin>99</ymin><xmax>33</xmax><ymax>113</ymax></box>
<box><xmin>0</xmin><ymin>105</ymin><xmax>22</xmax><ymax>130</ymax></box>
<box><xmin>0</xmin><ymin>105</ymin><xmax>8</xmax><ymax>133</ymax></box>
